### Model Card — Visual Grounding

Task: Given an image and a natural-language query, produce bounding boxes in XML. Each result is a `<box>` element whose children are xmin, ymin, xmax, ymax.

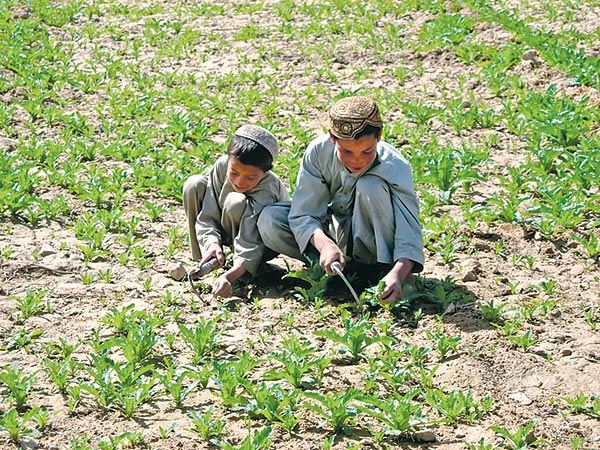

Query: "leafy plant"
<box><xmin>357</xmin><ymin>390</ymin><xmax>428</xmax><ymax>438</ymax></box>
<box><xmin>10</xmin><ymin>288</ymin><xmax>50</xmax><ymax>322</ymax></box>
<box><xmin>424</xmin><ymin>326</ymin><xmax>462</xmax><ymax>360</ymax></box>
<box><xmin>263</xmin><ymin>333</ymin><xmax>329</xmax><ymax>388</ymax></box>
<box><xmin>562</xmin><ymin>392</ymin><xmax>600</xmax><ymax>419</ymax></box>
<box><xmin>178</xmin><ymin>315</ymin><xmax>223</xmax><ymax>363</ymax></box>
<box><xmin>303</xmin><ymin>388</ymin><xmax>360</xmax><ymax>435</ymax></box>
<box><xmin>0</xmin><ymin>365</ymin><xmax>38</xmax><ymax>409</ymax></box>
<box><xmin>284</xmin><ymin>259</ymin><xmax>328</xmax><ymax>304</ymax></box>
<box><xmin>0</xmin><ymin>407</ymin><xmax>42</xmax><ymax>443</ymax></box>
<box><xmin>315</xmin><ymin>313</ymin><xmax>392</xmax><ymax>362</ymax></box>
<box><xmin>425</xmin><ymin>388</ymin><xmax>493</xmax><ymax>424</ymax></box>
<box><xmin>187</xmin><ymin>407</ymin><xmax>226</xmax><ymax>442</ymax></box>
<box><xmin>213</xmin><ymin>426</ymin><xmax>272</xmax><ymax>450</ymax></box>
<box><xmin>491</xmin><ymin>421</ymin><xmax>545</xmax><ymax>448</ymax></box>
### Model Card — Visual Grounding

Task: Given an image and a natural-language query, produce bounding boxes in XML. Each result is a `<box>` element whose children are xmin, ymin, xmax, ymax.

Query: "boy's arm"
<box><xmin>212</xmin><ymin>264</ymin><xmax>247</xmax><ymax>297</ymax></box>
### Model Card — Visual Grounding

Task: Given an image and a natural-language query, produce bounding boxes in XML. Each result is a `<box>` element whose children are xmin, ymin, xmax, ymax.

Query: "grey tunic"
<box><xmin>277</xmin><ymin>134</ymin><xmax>424</xmax><ymax>271</ymax></box>
<box><xmin>183</xmin><ymin>155</ymin><xmax>289</xmax><ymax>275</ymax></box>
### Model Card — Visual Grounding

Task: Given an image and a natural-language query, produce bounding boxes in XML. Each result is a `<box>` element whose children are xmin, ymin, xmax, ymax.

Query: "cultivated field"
<box><xmin>1</xmin><ymin>0</ymin><xmax>600</xmax><ymax>449</ymax></box>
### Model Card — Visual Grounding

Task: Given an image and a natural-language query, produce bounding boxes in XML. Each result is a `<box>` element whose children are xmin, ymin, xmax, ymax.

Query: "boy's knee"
<box><xmin>223</xmin><ymin>192</ymin><xmax>247</xmax><ymax>219</ymax></box>
<box><xmin>182</xmin><ymin>174</ymin><xmax>206</xmax><ymax>199</ymax></box>
<box><xmin>356</xmin><ymin>176</ymin><xmax>389</xmax><ymax>201</ymax></box>
<box><xmin>258</xmin><ymin>202</ymin><xmax>292</xmax><ymax>239</ymax></box>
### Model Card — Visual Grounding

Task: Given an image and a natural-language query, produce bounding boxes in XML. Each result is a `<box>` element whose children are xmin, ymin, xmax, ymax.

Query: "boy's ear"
<box><xmin>328</xmin><ymin>131</ymin><xmax>337</xmax><ymax>143</ymax></box>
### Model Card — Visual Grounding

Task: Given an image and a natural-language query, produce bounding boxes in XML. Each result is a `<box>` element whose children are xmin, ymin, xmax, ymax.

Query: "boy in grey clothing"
<box><xmin>258</xmin><ymin>96</ymin><xmax>424</xmax><ymax>304</ymax></box>
<box><xmin>183</xmin><ymin>125</ymin><xmax>289</xmax><ymax>297</ymax></box>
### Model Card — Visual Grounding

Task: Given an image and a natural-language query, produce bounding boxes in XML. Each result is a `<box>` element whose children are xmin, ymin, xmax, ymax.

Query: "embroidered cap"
<box><xmin>328</xmin><ymin>96</ymin><xmax>383</xmax><ymax>139</ymax></box>
<box><xmin>234</xmin><ymin>125</ymin><xmax>279</xmax><ymax>158</ymax></box>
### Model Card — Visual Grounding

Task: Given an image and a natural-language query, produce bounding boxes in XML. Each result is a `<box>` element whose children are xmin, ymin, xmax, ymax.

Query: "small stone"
<box><xmin>522</xmin><ymin>49</ymin><xmax>539</xmax><ymax>61</ymax></box>
<box><xmin>156</xmin><ymin>279</ymin><xmax>173</xmax><ymax>289</ymax></box>
<box><xmin>443</xmin><ymin>302</ymin><xmax>457</xmax><ymax>316</ymax></box>
<box><xmin>169</xmin><ymin>263</ymin><xmax>187</xmax><ymax>281</ymax></box>
<box><xmin>129</xmin><ymin>288</ymin><xmax>144</xmax><ymax>299</ymax></box>
<box><xmin>561</xmin><ymin>348</ymin><xmax>572</xmax><ymax>357</ymax></box>
<box><xmin>508</xmin><ymin>392</ymin><xmax>533</xmax><ymax>405</ymax></box>
<box><xmin>413</xmin><ymin>429</ymin><xmax>436</xmax><ymax>442</ymax></box>
<box><xmin>38</xmin><ymin>244</ymin><xmax>56</xmax><ymax>257</ymax></box>
<box><xmin>461</xmin><ymin>258</ymin><xmax>481</xmax><ymax>282</ymax></box>
<box><xmin>455</xmin><ymin>431</ymin><xmax>466</xmax><ymax>439</ymax></box>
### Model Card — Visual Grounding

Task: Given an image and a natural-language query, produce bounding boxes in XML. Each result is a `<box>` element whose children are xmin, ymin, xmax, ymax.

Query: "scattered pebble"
<box><xmin>461</xmin><ymin>259</ymin><xmax>481</xmax><ymax>282</ymax></box>
<box><xmin>508</xmin><ymin>392</ymin><xmax>533</xmax><ymax>405</ymax></box>
<box><xmin>38</xmin><ymin>244</ymin><xmax>56</xmax><ymax>257</ymax></box>
<box><xmin>522</xmin><ymin>49</ymin><xmax>539</xmax><ymax>61</ymax></box>
<box><xmin>413</xmin><ymin>429</ymin><xmax>436</xmax><ymax>442</ymax></box>
<box><xmin>561</xmin><ymin>348</ymin><xmax>573</xmax><ymax>357</ymax></box>
<box><xmin>169</xmin><ymin>263</ymin><xmax>187</xmax><ymax>281</ymax></box>
<box><xmin>129</xmin><ymin>288</ymin><xmax>144</xmax><ymax>298</ymax></box>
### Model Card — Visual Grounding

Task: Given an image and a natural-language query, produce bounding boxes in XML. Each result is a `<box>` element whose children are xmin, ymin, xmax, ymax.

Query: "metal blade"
<box><xmin>330</xmin><ymin>261</ymin><xmax>360</xmax><ymax>303</ymax></box>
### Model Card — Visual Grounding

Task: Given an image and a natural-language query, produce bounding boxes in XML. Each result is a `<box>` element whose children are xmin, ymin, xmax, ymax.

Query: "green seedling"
<box><xmin>211</xmin><ymin>355</ymin><xmax>259</xmax><ymax>409</ymax></box>
<box><xmin>357</xmin><ymin>390</ymin><xmax>428</xmax><ymax>438</ymax></box>
<box><xmin>187</xmin><ymin>408</ymin><xmax>226</xmax><ymax>442</ymax></box>
<box><xmin>67</xmin><ymin>384</ymin><xmax>81</xmax><ymax>415</ymax></box>
<box><xmin>5</xmin><ymin>328</ymin><xmax>44</xmax><ymax>351</ymax></box>
<box><xmin>571</xmin><ymin>232</ymin><xmax>600</xmax><ymax>260</ymax></box>
<box><xmin>303</xmin><ymin>388</ymin><xmax>360</xmax><ymax>435</ymax></box>
<box><xmin>80</xmin><ymin>271</ymin><xmax>96</xmax><ymax>285</ymax></box>
<box><xmin>315</xmin><ymin>313</ymin><xmax>392</xmax><ymax>362</ymax></box>
<box><xmin>467</xmin><ymin>438</ymin><xmax>495</xmax><ymax>450</ymax></box>
<box><xmin>479</xmin><ymin>299</ymin><xmax>506</xmax><ymax>323</ymax></box>
<box><xmin>178</xmin><ymin>315</ymin><xmax>223</xmax><ymax>363</ymax></box>
<box><xmin>491</xmin><ymin>421</ymin><xmax>545</xmax><ymax>448</ymax></box>
<box><xmin>583</xmin><ymin>303</ymin><xmax>599</xmax><ymax>330</ymax></box>
<box><xmin>114</xmin><ymin>375</ymin><xmax>158</xmax><ymax>419</ymax></box>
<box><xmin>263</xmin><ymin>334</ymin><xmax>330</xmax><ymax>388</ymax></box>
<box><xmin>507</xmin><ymin>329</ymin><xmax>538</xmax><ymax>352</ymax></box>
<box><xmin>425</xmin><ymin>326</ymin><xmax>462</xmax><ymax>360</ymax></box>
<box><xmin>111</xmin><ymin>320</ymin><xmax>159</xmax><ymax>365</ymax></box>
<box><xmin>10</xmin><ymin>288</ymin><xmax>50</xmax><ymax>322</ymax></box>
<box><xmin>0</xmin><ymin>365</ymin><xmax>38</xmax><ymax>409</ymax></box>
<box><xmin>0</xmin><ymin>407</ymin><xmax>41</xmax><ymax>443</ymax></box>
<box><xmin>157</xmin><ymin>360</ymin><xmax>200</xmax><ymax>408</ymax></box>
<box><xmin>43</xmin><ymin>358</ymin><xmax>74</xmax><ymax>393</ymax></box>
<box><xmin>562</xmin><ymin>392</ymin><xmax>600</xmax><ymax>419</ymax></box>
<box><xmin>284</xmin><ymin>259</ymin><xmax>328</xmax><ymax>304</ymax></box>
<box><xmin>425</xmin><ymin>388</ymin><xmax>493</xmax><ymax>424</ymax></box>
<box><xmin>213</xmin><ymin>426</ymin><xmax>272</xmax><ymax>450</ymax></box>
<box><xmin>241</xmin><ymin>380</ymin><xmax>302</xmax><ymax>429</ymax></box>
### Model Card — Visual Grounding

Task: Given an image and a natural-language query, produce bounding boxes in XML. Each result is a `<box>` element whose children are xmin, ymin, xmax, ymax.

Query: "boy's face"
<box><xmin>330</xmin><ymin>132</ymin><xmax>380</xmax><ymax>174</ymax></box>
<box><xmin>227</xmin><ymin>156</ymin><xmax>266</xmax><ymax>193</ymax></box>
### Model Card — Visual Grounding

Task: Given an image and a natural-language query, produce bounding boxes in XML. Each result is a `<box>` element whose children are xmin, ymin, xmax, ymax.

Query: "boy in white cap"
<box><xmin>258</xmin><ymin>96</ymin><xmax>424</xmax><ymax>304</ymax></box>
<box><xmin>183</xmin><ymin>125</ymin><xmax>289</xmax><ymax>297</ymax></box>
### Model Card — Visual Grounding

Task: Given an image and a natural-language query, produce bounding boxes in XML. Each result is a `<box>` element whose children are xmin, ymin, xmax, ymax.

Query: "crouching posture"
<box><xmin>258</xmin><ymin>96</ymin><xmax>424</xmax><ymax>304</ymax></box>
<box><xmin>183</xmin><ymin>125</ymin><xmax>289</xmax><ymax>297</ymax></box>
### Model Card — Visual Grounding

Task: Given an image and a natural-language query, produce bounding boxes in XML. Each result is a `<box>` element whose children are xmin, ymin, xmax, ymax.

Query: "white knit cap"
<box><xmin>234</xmin><ymin>125</ymin><xmax>279</xmax><ymax>158</ymax></box>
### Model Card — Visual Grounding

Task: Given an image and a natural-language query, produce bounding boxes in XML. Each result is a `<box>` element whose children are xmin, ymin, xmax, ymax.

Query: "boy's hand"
<box><xmin>212</xmin><ymin>274</ymin><xmax>233</xmax><ymax>297</ymax></box>
<box><xmin>377</xmin><ymin>258</ymin><xmax>414</xmax><ymax>304</ymax></box>
<box><xmin>202</xmin><ymin>243</ymin><xmax>225</xmax><ymax>267</ymax></box>
<box><xmin>378</xmin><ymin>272</ymin><xmax>403</xmax><ymax>304</ymax></box>
<box><xmin>311</xmin><ymin>230</ymin><xmax>345</xmax><ymax>275</ymax></box>
<box><xmin>319</xmin><ymin>242</ymin><xmax>345</xmax><ymax>275</ymax></box>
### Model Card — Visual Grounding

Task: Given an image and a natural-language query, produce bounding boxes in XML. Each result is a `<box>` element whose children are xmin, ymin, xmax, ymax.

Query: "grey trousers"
<box><xmin>182</xmin><ymin>174</ymin><xmax>246</xmax><ymax>261</ymax></box>
<box><xmin>258</xmin><ymin>175</ymin><xmax>396</xmax><ymax>265</ymax></box>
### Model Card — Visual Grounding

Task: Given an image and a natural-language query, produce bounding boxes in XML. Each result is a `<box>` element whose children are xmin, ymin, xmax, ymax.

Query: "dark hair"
<box><xmin>227</xmin><ymin>135</ymin><xmax>273</xmax><ymax>172</ymax></box>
